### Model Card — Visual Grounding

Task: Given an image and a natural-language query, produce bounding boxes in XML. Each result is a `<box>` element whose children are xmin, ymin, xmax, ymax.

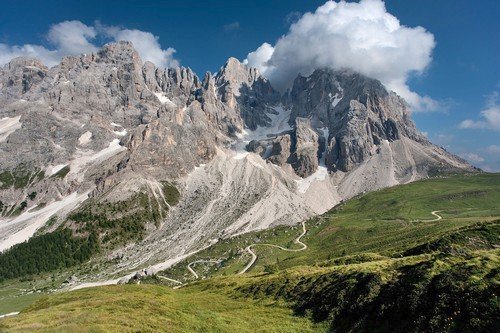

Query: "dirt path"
<box><xmin>160</xmin><ymin>222</ymin><xmax>307</xmax><ymax>284</ymax></box>
<box><xmin>429</xmin><ymin>210</ymin><xmax>442</xmax><ymax>221</ymax></box>
<box><xmin>0</xmin><ymin>312</ymin><xmax>19</xmax><ymax>319</ymax></box>
<box><xmin>187</xmin><ymin>260</ymin><xmax>221</xmax><ymax>279</ymax></box>
<box><xmin>157</xmin><ymin>275</ymin><xmax>182</xmax><ymax>285</ymax></box>
<box><xmin>416</xmin><ymin>210</ymin><xmax>443</xmax><ymax>222</ymax></box>
<box><xmin>238</xmin><ymin>221</ymin><xmax>307</xmax><ymax>275</ymax></box>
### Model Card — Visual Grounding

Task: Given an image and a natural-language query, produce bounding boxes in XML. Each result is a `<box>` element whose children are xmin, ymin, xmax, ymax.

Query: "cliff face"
<box><xmin>0</xmin><ymin>42</ymin><xmax>474</xmax><ymax>273</ymax></box>
<box><xmin>288</xmin><ymin>69</ymin><xmax>427</xmax><ymax>173</ymax></box>
<box><xmin>247</xmin><ymin>68</ymin><xmax>470</xmax><ymax>179</ymax></box>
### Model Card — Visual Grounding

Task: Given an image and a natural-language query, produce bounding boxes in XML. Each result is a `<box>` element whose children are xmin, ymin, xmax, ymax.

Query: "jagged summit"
<box><xmin>0</xmin><ymin>42</ymin><xmax>474</xmax><ymax>276</ymax></box>
<box><xmin>287</xmin><ymin>67</ymin><xmax>428</xmax><ymax>172</ymax></box>
<box><xmin>213</xmin><ymin>56</ymin><xmax>280</xmax><ymax>129</ymax></box>
<box><xmin>97</xmin><ymin>41</ymin><xmax>142</xmax><ymax>64</ymax></box>
<box><xmin>216</xmin><ymin>57</ymin><xmax>261</xmax><ymax>87</ymax></box>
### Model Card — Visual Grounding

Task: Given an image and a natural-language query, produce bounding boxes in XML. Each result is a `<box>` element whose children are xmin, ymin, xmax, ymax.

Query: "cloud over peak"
<box><xmin>99</xmin><ymin>24</ymin><xmax>179</xmax><ymax>68</ymax></box>
<box><xmin>245</xmin><ymin>0</ymin><xmax>437</xmax><ymax>111</ymax></box>
<box><xmin>47</xmin><ymin>21</ymin><xmax>98</xmax><ymax>55</ymax></box>
<box><xmin>0</xmin><ymin>20</ymin><xmax>178</xmax><ymax>69</ymax></box>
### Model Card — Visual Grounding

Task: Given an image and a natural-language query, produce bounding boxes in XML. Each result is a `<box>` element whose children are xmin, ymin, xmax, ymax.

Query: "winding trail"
<box><xmin>429</xmin><ymin>210</ymin><xmax>443</xmax><ymax>221</ymax></box>
<box><xmin>415</xmin><ymin>210</ymin><xmax>443</xmax><ymax>222</ymax></box>
<box><xmin>158</xmin><ymin>210</ymin><xmax>441</xmax><ymax>284</ymax></box>
<box><xmin>238</xmin><ymin>221</ymin><xmax>308</xmax><ymax>275</ymax></box>
<box><xmin>187</xmin><ymin>260</ymin><xmax>221</xmax><ymax>279</ymax></box>
<box><xmin>157</xmin><ymin>275</ymin><xmax>182</xmax><ymax>285</ymax></box>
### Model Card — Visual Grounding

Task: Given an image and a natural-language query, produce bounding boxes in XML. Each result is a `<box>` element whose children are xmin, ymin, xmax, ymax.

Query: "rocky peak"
<box><xmin>289</xmin><ymin>118</ymin><xmax>321</xmax><ymax>177</ymax></box>
<box><xmin>97</xmin><ymin>41</ymin><xmax>142</xmax><ymax>66</ymax></box>
<box><xmin>213</xmin><ymin>57</ymin><xmax>280</xmax><ymax>129</ymax></box>
<box><xmin>202</xmin><ymin>71</ymin><xmax>214</xmax><ymax>90</ymax></box>
<box><xmin>142</xmin><ymin>61</ymin><xmax>161</xmax><ymax>92</ymax></box>
<box><xmin>286</xmin><ymin>68</ymin><xmax>428</xmax><ymax>172</ymax></box>
<box><xmin>4</xmin><ymin>57</ymin><xmax>48</xmax><ymax>72</ymax></box>
<box><xmin>0</xmin><ymin>57</ymin><xmax>48</xmax><ymax>97</ymax></box>
<box><xmin>167</xmin><ymin>66</ymin><xmax>200</xmax><ymax>93</ymax></box>
<box><xmin>215</xmin><ymin>57</ymin><xmax>260</xmax><ymax>91</ymax></box>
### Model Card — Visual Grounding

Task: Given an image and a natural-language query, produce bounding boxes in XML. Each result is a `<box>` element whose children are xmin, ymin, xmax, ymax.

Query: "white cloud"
<box><xmin>0</xmin><ymin>20</ymin><xmax>179</xmax><ymax>69</ymax></box>
<box><xmin>0</xmin><ymin>43</ymin><xmax>59</xmax><ymax>67</ymax></box>
<box><xmin>47</xmin><ymin>21</ymin><xmax>98</xmax><ymax>55</ymax></box>
<box><xmin>101</xmin><ymin>26</ymin><xmax>179</xmax><ymax>68</ymax></box>
<box><xmin>459</xmin><ymin>91</ymin><xmax>500</xmax><ymax>131</ymax></box>
<box><xmin>0</xmin><ymin>20</ymin><xmax>96</xmax><ymax>67</ymax></box>
<box><xmin>458</xmin><ymin>152</ymin><xmax>485</xmax><ymax>163</ymax></box>
<box><xmin>243</xmin><ymin>43</ymin><xmax>274</xmax><ymax>75</ymax></box>
<box><xmin>244</xmin><ymin>0</ymin><xmax>437</xmax><ymax>111</ymax></box>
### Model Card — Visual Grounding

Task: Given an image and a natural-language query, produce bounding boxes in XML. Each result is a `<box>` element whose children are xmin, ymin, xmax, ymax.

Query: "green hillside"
<box><xmin>1</xmin><ymin>173</ymin><xmax>499</xmax><ymax>332</ymax></box>
<box><xmin>0</xmin><ymin>284</ymin><xmax>324</xmax><ymax>332</ymax></box>
<box><xmin>160</xmin><ymin>173</ymin><xmax>500</xmax><ymax>280</ymax></box>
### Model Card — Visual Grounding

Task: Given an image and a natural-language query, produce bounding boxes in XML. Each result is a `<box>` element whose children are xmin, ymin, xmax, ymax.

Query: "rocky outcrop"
<box><xmin>0</xmin><ymin>57</ymin><xmax>48</xmax><ymax>99</ymax></box>
<box><xmin>289</xmin><ymin>118</ymin><xmax>320</xmax><ymax>177</ymax></box>
<box><xmin>287</xmin><ymin>69</ymin><xmax>429</xmax><ymax>172</ymax></box>
<box><xmin>267</xmin><ymin>135</ymin><xmax>292</xmax><ymax>166</ymax></box>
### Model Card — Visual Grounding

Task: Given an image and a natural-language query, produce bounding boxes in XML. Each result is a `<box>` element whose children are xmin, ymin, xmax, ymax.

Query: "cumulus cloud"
<box><xmin>47</xmin><ymin>21</ymin><xmax>98</xmax><ymax>55</ymax></box>
<box><xmin>243</xmin><ymin>43</ymin><xmax>275</xmax><ymax>74</ymax></box>
<box><xmin>459</xmin><ymin>91</ymin><xmax>500</xmax><ymax>131</ymax></box>
<box><xmin>99</xmin><ymin>24</ymin><xmax>179</xmax><ymax>68</ymax></box>
<box><xmin>244</xmin><ymin>0</ymin><xmax>437</xmax><ymax>111</ymax></box>
<box><xmin>0</xmin><ymin>44</ymin><xmax>59</xmax><ymax>67</ymax></box>
<box><xmin>0</xmin><ymin>20</ymin><xmax>97</xmax><ymax>67</ymax></box>
<box><xmin>0</xmin><ymin>20</ymin><xmax>179</xmax><ymax>69</ymax></box>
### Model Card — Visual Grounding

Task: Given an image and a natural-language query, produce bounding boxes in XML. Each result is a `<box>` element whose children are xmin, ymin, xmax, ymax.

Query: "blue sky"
<box><xmin>0</xmin><ymin>0</ymin><xmax>498</xmax><ymax>170</ymax></box>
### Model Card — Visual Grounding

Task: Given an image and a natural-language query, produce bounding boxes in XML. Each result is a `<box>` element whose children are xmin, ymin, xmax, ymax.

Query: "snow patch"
<box><xmin>0</xmin><ymin>116</ymin><xmax>22</xmax><ymax>143</ymax></box>
<box><xmin>110</xmin><ymin>123</ymin><xmax>127</xmax><ymax>136</ymax></box>
<box><xmin>45</xmin><ymin>164</ymin><xmax>68</xmax><ymax>177</ymax></box>
<box><xmin>0</xmin><ymin>191</ymin><xmax>90</xmax><ymax>252</ymax></box>
<box><xmin>232</xmin><ymin>105</ymin><xmax>292</xmax><ymax>159</ymax></box>
<box><xmin>69</xmin><ymin>139</ymin><xmax>126</xmax><ymax>181</ymax></box>
<box><xmin>92</xmin><ymin>139</ymin><xmax>125</xmax><ymax>161</ymax></box>
<box><xmin>114</xmin><ymin>129</ymin><xmax>127</xmax><ymax>136</ymax></box>
<box><xmin>329</xmin><ymin>84</ymin><xmax>343</xmax><ymax>108</ymax></box>
<box><xmin>155</xmin><ymin>92</ymin><xmax>176</xmax><ymax>106</ymax></box>
<box><xmin>295</xmin><ymin>166</ymin><xmax>328</xmax><ymax>194</ymax></box>
<box><xmin>78</xmin><ymin>131</ymin><xmax>92</xmax><ymax>145</ymax></box>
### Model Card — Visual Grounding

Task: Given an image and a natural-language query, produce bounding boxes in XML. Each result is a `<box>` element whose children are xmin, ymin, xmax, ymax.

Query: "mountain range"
<box><xmin>0</xmin><ymin>41</ymin><xmax>475</xmax><ymax>278</ymax></box>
